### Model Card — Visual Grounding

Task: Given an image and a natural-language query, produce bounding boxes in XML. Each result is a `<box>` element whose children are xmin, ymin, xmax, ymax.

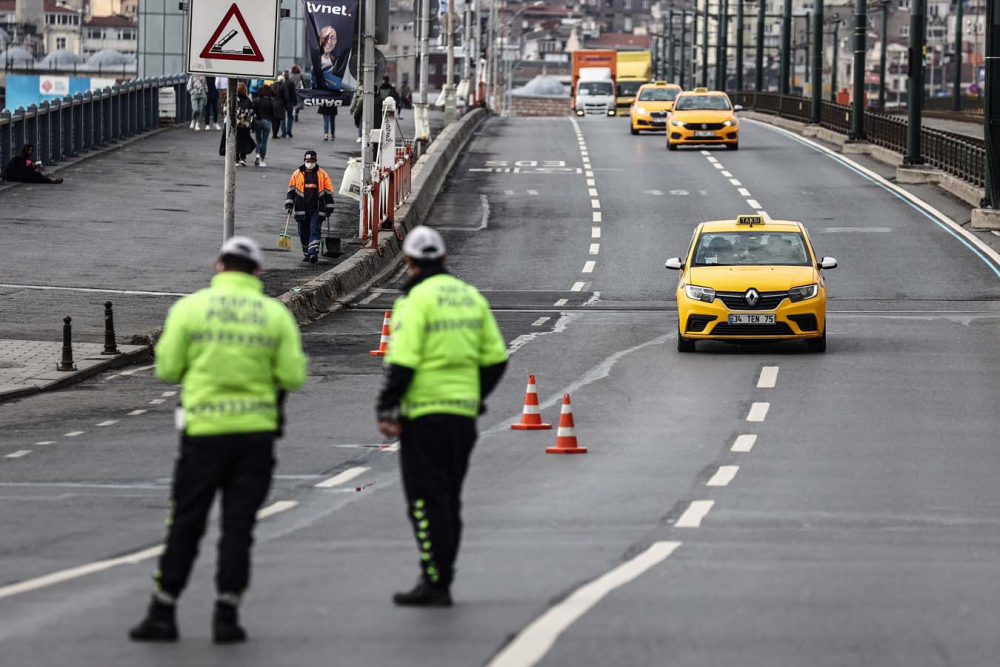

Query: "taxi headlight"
<box><xmin>670</xmin><ymin>119</ymin><xmax>686</xmax><ymax>127</ymax></box>
<box><xmin>684</xmin><ymin>284</ymin><xmax>716</xmax><ymax>303</ymax></box>
<box><xmin>634</xmin><ymin>106</ymin><xmax>648</xmax><ymax>115</ymax></box>
<box><xmin>788</xmin><ymin>284</ymin><xmax>819</xmax><ymax>302</ymax></box>
<box><xmin>723</xmin><ymin>119</ymin><xmax>737</xmax><ymax>127</ymax></box>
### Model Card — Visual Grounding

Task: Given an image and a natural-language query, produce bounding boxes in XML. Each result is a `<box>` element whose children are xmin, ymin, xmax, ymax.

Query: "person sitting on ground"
<box><xmin>3</xmin><ymin>144</ymin><xmax>63</xmax><ymax>184</ymax></box>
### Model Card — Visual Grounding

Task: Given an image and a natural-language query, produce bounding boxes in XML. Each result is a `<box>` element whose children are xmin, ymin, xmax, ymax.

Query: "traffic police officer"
<box><xmin>130</xmin><ymin>236</ymin><xmax>306</xmax><ymax>643</ymax></box>
<box><xmin>377</xmin><ymin>226</ymin><xmax>508</xmax><ymax>607</ymax></box>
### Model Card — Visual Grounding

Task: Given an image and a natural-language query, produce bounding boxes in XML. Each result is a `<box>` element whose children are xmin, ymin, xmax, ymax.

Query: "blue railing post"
<box><xmin>73</xmin><ymin>93</ymin><xmax>84</xmax><ymax>154</ymax></box>
<box><xmin>13</xmin><ymin>108</ymin><xmax>26</xmax><ymax>154</ymax></box>
<box><xmin>25</xmin><ymin>105</ymin><xmax>39</xmax><ymax>154</ymax></box>
<box><xmin>82</xmin><ymin>91</ymin><xmax>94</xmax><ymax>151</ymax></box>
<box><xmin>38</xmin><ymin>101</ymin><xmax>51</xmax><ymax>165</ymax></box>
<box><xmin>135</xmin><ymin>80</ymin><xmax>144</xmax><ymax>133</ymax></box>
<box><xmin>49</xmin><ymin>99</ymin><xmax>62</xmax><ymax>163</ymax></box>
<box><xmin>103</xmin><ymin>87</ymin><xmax>114</xmax><ymax>143</ymax></box>
<box><xmin>151</xmin><ymin>80</ymin><xmax>160</xmax><ymax>127</ymax></box>
<box><xmin>65</xmin><ymin>95</ymin><xmax>77</xmax><ymax>157</ymax></box>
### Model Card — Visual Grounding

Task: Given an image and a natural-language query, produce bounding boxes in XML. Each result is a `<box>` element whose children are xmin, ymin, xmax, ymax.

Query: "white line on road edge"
<box><xmin>485</xmin><ymin>541</ymin><xmax>681</xmax><ymax>667</ymax></box>
<box><xmin>729</xmin><ymin>178</ymin><xmax>742</xmax><ymax>186</ymax></box>
<box><xmin>582</xmin><ymin>261</ymin><xmax>596</xmax><ymax>273</ymax></box>
<box><xmin>63</xmin><ymin>431</ymin><xmax>84</xmax><ymax>437</ymax></box>
<box><xmin>746</xmin><ymin>402</ymin><xmax>770</xmax><ymax>422</ymax></box>
<box><xmin>675</xmin><ymin>500</ymin><xmax>714</xmax><ymax>527</ymax></box>
<box><xmin>34</xmin><ymin>441</ymin><xmax>56</xmax><ymax>446</ymax></box>
<box><xmin>5</xmin><ymin>450</ymin><xmax>31</xmax><ymax>459</ymax></box>
<box><xmin>127</xmin><ymin>409</ymin><xmax>147</xmax><ymax>416</ymax></box>
<box><xmin>721</xmin><ymin>171</ymin><xmax>733</xmax><ymax>177</ymax></box>
<box><xmin>748</xmin><ymin>119</ymin><xmax>1000</xmax><ymax>277</ymax></box>
<box><xmin>96</xmin><ymin>420</ymin><xmax>119</xmax><ymax>427</ymax></box>
<box><xmin>570</xmin><ymin>282</ymin><xmax>586</xmax><ymax>292</ymax></box>
<box><xmin>0</xmin><ymin>284</ymin><xmax>189</xmax><ymax>297</ymax></box>
<box><xmin>554</xmin><ymin>299</ymin><xmax>568</xmax><ymax>307</ymax></box>
<box><xmin>757</xmin><ymin>366</ymin><xmax>779</xmax><ymax>388</ymax></box>
<box><xmin>746</xmin><ymin>199</ymin><xmax>761</xmax><ymax>209</ymax></box>
<box><xmin>315</xmin><ymin>467</ymin><xmax>370</xmax><ymax>489</ymax></box>
<box><xmin>738</xmin><ymin>188</ymin><xmax>751</xmax><ymax>197</ymax></box>
<box><xmin>592</xmin><ymin>227</ymin><xmax>601</xmax><ymax>238</ymax></box>
<box><xmin>589</xmin><ymin>243</ymin><xmax>600</xmax><ymax>255</ymax></box>
<box><xmin>593</xmin><ymin>212</ymin><xmax>602</xmax><ymax>222</ymax></box>
<box><xmin>731</xmin><ymin>434</ymin><xmax>757</xmax><ymax>452</ymax></box>
<box><xmin>532</xmin><ymin>317</ymin><xmax>551</xmax><ymax>326</ymax></box>
<box><xmin>706</xmin><ymin>465</ymin><xmax>739</xmax><ymax>487</ymax></box>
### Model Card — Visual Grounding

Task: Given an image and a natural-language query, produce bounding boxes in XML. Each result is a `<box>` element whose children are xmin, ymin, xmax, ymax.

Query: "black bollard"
<box><xmin>102</xmin><ymin>301</ymin><xmax>120</xmax><ymax>355</ymax></box>
<box><xmin>57</xmin><ymin>316</ymin><xmax>77</xmax><ymax>371</ymax></box>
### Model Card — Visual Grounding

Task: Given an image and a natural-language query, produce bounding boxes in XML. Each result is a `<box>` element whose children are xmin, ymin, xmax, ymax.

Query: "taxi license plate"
<box><xmin>694</xmin><ymin>130</ymin><xmax>715</xmax><ymax>137</ymax></box>
<box><xmin>728</xmin><ymin>314</ymin><xmax>775</xmax><ymax>325</ymax></box>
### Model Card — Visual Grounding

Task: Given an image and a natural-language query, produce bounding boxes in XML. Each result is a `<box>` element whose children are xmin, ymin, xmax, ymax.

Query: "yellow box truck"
<box><xmin>615</xmin><ymin>51</ymin><xmax>653</xmax><ymax>117</ymax></box>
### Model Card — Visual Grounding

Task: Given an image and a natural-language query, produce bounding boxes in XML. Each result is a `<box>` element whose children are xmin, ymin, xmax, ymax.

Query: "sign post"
<box><xmin>187</xmin><ymin>0</ymin><xmax>280</xmax><ymax>242</ymax></box>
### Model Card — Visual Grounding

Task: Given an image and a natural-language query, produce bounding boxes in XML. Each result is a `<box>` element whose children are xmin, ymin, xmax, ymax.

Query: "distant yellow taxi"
<box><xmin>667</xmin><ymin>88</ymin><xmax>741</xmax><ymax>150</ymax></box>
<box><xmin>630</xmin><ymin>81</ymin><xmax>683</xmax><ymax>135</ymax></box>
<box><xmin>665</xmin><ymin>215</ymin><xmax>838</xmax><ymax>352</ymax></box>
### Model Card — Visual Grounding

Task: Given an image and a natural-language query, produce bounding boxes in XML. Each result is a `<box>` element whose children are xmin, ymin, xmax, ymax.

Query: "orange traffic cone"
<box><xmin>546</xmin><ymin>394</ymin><xmax>587</xmax><ymax>454</ymax></box>
<box><xmin>511</xmin><ymin>374</ymin><xmax>552</xmax><ymax>430</ymax></box>
<box><xmin>369</xmin><ymin>311</ymin><xmax>391</xmax><ymax>356</ymax></box>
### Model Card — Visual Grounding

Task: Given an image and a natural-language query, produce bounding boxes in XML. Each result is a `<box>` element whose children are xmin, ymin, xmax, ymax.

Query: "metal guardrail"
<box><xmin>0</xmin><ymin>75</ymin><xmax>191</xmax><ymax>182</ymax></box>
<box><xmin>734</xmin><ymin>90</ymin><xmax>985</xmax><ymax>188</ymax></box>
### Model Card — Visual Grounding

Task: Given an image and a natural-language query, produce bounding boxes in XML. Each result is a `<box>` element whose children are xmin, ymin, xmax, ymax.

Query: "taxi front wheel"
<box><xmin>631</xmin><ymin>125</ymin><xmax>639</xmax><ymax>136</ymax></box>
<box><xmin>725</xmin><ymin>142</ymin><xmax>739</xmax><ymax>151</ymax></box>
<box><xmin>807</xmin><ymin>330</ymin><xmax>827</xmax><ymax>353</ymax></box>
<box><xmin>667</xmin><ymin>141</ymin><xmax>677</xmax><ymax>151</ymax></box>
<box><xmin>677</xmin><ymin>325</ymin><xmax>696</xmax><ymax>352</ymax></box>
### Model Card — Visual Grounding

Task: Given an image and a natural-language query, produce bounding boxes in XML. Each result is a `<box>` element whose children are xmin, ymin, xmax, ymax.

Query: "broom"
<box><xmin>277</xmin><ymin>211</ymin><xmax>293</xmax><ymax>250</ymax></box>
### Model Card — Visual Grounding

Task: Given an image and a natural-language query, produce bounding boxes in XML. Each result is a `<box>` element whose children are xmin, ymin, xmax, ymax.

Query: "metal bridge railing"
<box><xmin>1</xmin><ymin>75</ymin><xmax>190</xmax><ymax>181</ymax></box>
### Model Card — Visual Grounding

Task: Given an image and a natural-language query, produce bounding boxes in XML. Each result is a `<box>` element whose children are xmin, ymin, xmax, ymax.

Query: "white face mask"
<box><xmin>304</xmin><ymin>162</ymin><xmax>317</xmax><ymax>170</ymax></box>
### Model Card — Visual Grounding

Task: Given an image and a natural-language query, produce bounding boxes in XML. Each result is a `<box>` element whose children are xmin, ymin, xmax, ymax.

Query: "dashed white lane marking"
<box><xmin>589</xmin><ymin>243</ymin><xmax>600</xmax><ymax>255</ymax></box>
<box><xmin>63</xmin><ymin>431</ymin><xmax>84</xmax><ymax>438</ymax></box>
<box><xmin>527</xmin><ymin>190</ymin><xmax>539</xmax><ymax>196</ymax></box>
<box><xmin>706</xmin><ymin>465</ymin><xmax>739</xmax><ymax>487</ymax></box>
<box><xmin>315</xmin><ymin>467</ymin><xmax>370</xmax><ymax>489</ymax></box>
<box><xmin>759</xmin><ymin>210</ymin><xmax>772</xmax><ymax>220</ymax></box>
<box><xmin>747</xmin><ymin>402</ymin><xmax>770</xmax><ymax>422</ymax></box>
<box><xmin>648</xmin><ymin>189</ymin><xmax>664</xmax><ymax>196</ymax></box>
<box><xmin>532</xmin><ymin>317</ymin><xmax>551</xmax><ymax>326</ymax></box>
<box><xmin>6</xmin><ymin>450</ymin><xmax>31</xmax><ymax>459</ymax></box>
<box><xmin>588</xmin><ymin>188</ymin><xmax>599</xmax><ymax>197</ymax></box>
<box><xmin>729</xmin><ymin>179</ymin><xmax>742</xmax><ymax>186</ymax></box>
<box><xmin>738</xmin><ymin>188</ymin><xmax>751</xmax><ymax>197</ymax></box>
<box><xmin>148</xmin><ymin>399</ymin><xmax>166</xmax><ymax>405</ymax></box>
<box><xmin>119</xmin><ymin>364</ymin><xmax>155</xmax><ymax>377</ymax></box>
<box><xmin>591</xmin><ymin>200</ymin><xmax>600</xmax><ymax>209</ymax></box>
<box><xmin>582</xmin><ymin>261</ymin><xmax>596</xmax><ymax>273</ymax></box>
<box><xmin>34</xmin><ymin>441</ymin><xmax>56</xmax><ymax>446</ymax></box>
<box><xmin>383</xmin><ymin>441</ymin><xmax>400</xmax><ymax>453</ymax></box>
<box><xmin>731</xmin><ymin>434</ymin><xmax>757</xmax><ymax>453</ymax></box>
<box><xmin>582</xmin><ymin>157</ymin><xmax>590</xmax><ymax>164</ymax></box>
<box><xmin>721</xmin><ymin>171</ymin><xmax>733</xmax><ymax>177</ymax></box>
<box><xmin>586</xmin><ymin>179</ymin><xmax>596</xmax><ymax>186</ymax></box>
<box><xmin>486</xmin><ymin>541</ymin><xmax>681</xmax><ymax>667</ymax></box>
<box><xmin>675</xmin><ymin>500</ymin><xmax>714</xmax><ymax>528</ymax></box>
<box><xmin>357</xmin><ymin>292</ymin><xmax>380</xmax><ymax>306</ymax></box>
<box><xmin>712</xmin><ymin>163</ymin><xmax>724</xmax><ymax>170</ymax></box>
<box><xmin>554</xmin><ymin>299</ymin><xmax>569</xmax><ymax>307</ymax></box>
<box><xmin>592</xmin><ymin>227</ymin><xmax>601</xmax><ymax>238</ymax></box>
<box><xmin>161</xmin><ymin>391</ymin><xmax>177</xmax><ymax>397</ymax></box>
<box><xmin>257</xmin><ymin>500</ymin><xmax>299</xmax><ymax>519</ymax></box>
<box><xmin>570</xmin><ymin>282</ymin><xmax>586</xmax><ymax>292</ymax></box>
<box><xmin>593</xmin><ymin>212</ymin><xmax>602</xmax><ymax>222</ymax></box>
<box><xmin>127</xmin><ymin>410</ymin><xmax>147</xmax><ymax>416</ymax></box>
<box><xmin>747</xmin><ymin>199</ymin><xmax>761</xmax><ymax>209</ymax></box>
<box><xmin>706</xmin><ymin>156</ymin><xmax>718</xmax><ymax>163</ymax></box>
<box><xmin>96</xmin><ymin>420</ymin><xmax>119</xmax><ymax>427</ymax></box>
<box><xmin>700</xmin><ymin>150</ymin><xmax>712</xmax><ymax>155</ymax></box>
<box><xmin>504</xmin><ymin>190</ymin><xmax>515</xmax><ymax>196</ymax></box>
<box><xmin>585</xmin><ymin>170</ymin><xmax>594</xmax><ymax>178</ymax></box>
<box><xmin>581</xmin><ymin>152</ymin><xmax>589</xmax><ymax>157</ymax></box>
<box><xmin>757</xmin><ymin>366</ymin><xmax>779</xmax><ymax>388</ymax></box>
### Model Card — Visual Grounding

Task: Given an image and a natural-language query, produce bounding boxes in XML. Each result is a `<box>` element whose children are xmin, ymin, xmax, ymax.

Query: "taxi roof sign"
<box><xmin>693</xmin><ymin>87</ymin><xmax>709</xmax><ymax>93</ymax></box>
<box><xmin>736</xmin><ymin>214</ymin><xmax>765</xmax><ymax>226</ymax></box>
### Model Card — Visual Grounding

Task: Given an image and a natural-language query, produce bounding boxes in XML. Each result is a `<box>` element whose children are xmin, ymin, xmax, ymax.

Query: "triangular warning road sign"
<box><xmin>199</xmin><ymin>3</ymin><xmax>264</xmax><ymax>62</ymax></box>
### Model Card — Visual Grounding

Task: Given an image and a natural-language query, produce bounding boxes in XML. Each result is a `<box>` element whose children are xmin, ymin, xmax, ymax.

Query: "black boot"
<box><xmin>392</xmin><ymin>579</ymin><xmax>452</xmax><ymax>607</ymax></box>
<box><xmin>212</xmin><ymin>600</ymin><xmax>247</xmax><ymax>644</ymax></box>
<box><xmin>129</xmin><ymin>597</ymin><xmax>179</xmax><ymax>642</ymax></box>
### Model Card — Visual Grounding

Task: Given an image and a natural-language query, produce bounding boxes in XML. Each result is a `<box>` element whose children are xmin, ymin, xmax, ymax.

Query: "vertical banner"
<box><xmin>301</xmin><ymin>0</ymin><xmax>360</xmax><ymax>105</ymax></box>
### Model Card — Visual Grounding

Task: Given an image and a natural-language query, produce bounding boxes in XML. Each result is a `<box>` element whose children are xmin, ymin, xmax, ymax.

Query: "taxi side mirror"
<box><xmin>818</xmin><ymin>257</ymin><xmax>838</xmax><ymax>270</ymax></box>
<box><xmin>733</xmin><ymin>104</ymin><xmax>744</xmax><ymax>112</ymax></box>
<box><xmin>665</xmin><ymin>257</ymin><xmax>684</xmax><ymax>270</ymax></box>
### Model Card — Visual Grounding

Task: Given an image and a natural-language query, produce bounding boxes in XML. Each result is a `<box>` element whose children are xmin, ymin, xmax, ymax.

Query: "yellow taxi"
<box><xmin>664</xmin><ymin>215</ymin><xmax>838</xmax><ymax>352</ymax></box>
<box><xmin>667</xmin><ymin>88</ymin><xmax>742</xmax><ymax>150</ymax></box>
<box><xmin>629</xmin><ymin>81</ymin><xmax>683</xmax><ymax>135</ymax></box>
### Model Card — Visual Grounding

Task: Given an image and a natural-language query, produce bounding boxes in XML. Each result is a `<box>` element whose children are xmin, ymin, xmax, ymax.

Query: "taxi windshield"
<box><xmin>674</xmin><ymin>95</ymin><xmax>732</xmax><ymax>111</ymax></box>
<box><xmin>638</xmin><ymin>88</ymin><xmax>680</xmax><ymax>102</ymax></box>
<box><xmin>692</xmin><ymin>231</ymin><xmax>812</xmax><ymax>267</ymax></box>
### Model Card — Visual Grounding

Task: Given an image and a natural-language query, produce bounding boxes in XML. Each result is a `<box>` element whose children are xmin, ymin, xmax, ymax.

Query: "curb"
<box><xmin>279</xmin><ymin>108</ymin><xmax>490</xmax><ymax>324</ymax></box>
<box><xmin>0</xmin><ymin>345</ymin><xmax>153</xmax><ymax>404</ymax></box>
<box><xmin>743</xmin><ymin>110</ymin><xmax>984</xmax><ymax>207</ymax></box>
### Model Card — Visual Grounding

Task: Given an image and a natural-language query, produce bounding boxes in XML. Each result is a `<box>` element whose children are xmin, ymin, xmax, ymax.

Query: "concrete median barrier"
<box><xmin>279</xmin><ymin>108</ymin><xmax>489</xmax><ymax>324</ymax></box>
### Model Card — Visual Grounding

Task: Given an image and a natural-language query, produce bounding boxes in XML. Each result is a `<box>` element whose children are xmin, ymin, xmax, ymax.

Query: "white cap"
<box><xmin>402</xmin><ymin>226</ymin><xmax>446</xmax><ymax>260</ymax></box>
<box><xmin>219</xmin><ymin>235</ymin><xmax>264</xmax><ymax>268</ymax></box>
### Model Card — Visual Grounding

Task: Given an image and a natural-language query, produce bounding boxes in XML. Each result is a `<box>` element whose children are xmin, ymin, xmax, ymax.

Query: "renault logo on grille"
<box><xmin>745</xmin><ymin>288</ymin><xmax>760</xmax><ymax>306</ymax></box>
<box><xmin>701</xmin><ymin>124</ymin><xmax>708</xmax><ymax>129</ymax></box>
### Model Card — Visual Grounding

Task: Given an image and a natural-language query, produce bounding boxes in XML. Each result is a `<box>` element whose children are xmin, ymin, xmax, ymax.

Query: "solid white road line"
<box><xmin>6</xmin><ymin>450</ymin><xmax>31</xmax><ymax>459</ymax></box>
<box><xmin>675</xmin><ymin>500</ymin><xmax>714</xmax><ymax>528</ymax></box>
<box><xmin>592</xmin><ymin>227</ymin><xmax>601</xmax><ymax>238</ymax></box>
<box><xmin>127</xmin><ymin>409</ymin><xmax>147</xmax><ymax>416</ymax></box>
<box><xmin>588</xmin><ymin>188</ymin><xmax>599</xmax><ymax>197</ymax></box>
<box><xmin>729</xmin><ymin>178</ymin><xmax>742</xmax><ymax>186</ymax></box>
<box><xmin>486</xmin><ymin>541</ymin><xmax>681</xmax><ymax>667</ymax></box>
<box><xmin>582</xmin><ymin>261</ymin><xmax>596</xmax><ymax>273</ymax></box>
<box><xmin>593</xmin><ymin>212</ymin><xmax>602</xmax><ymax>222</ymax></box>
<box><xmin>757</xmin><ymin>366</ymin><xmax>779</xmax><ymax>388</ymax></box>
<box><xmin>570</xmin><ymin>282</ymin><xmax>586</xmax><ymax>292</ymax></box>
<box><xmin>33</xmin><ymin>441</ymin><xmax>56</xmax><ymax>446</ymax></box>
<box><xmin>721</xmin><ymin>171</ymin><xmax>733</xmax><ymax>177</ymax></box>
<box><xmin>532</xmin><ymin>317</ymin><xmax>551</xmax><ymax>326</ymax></box>
<box><xmin>96</xmin><ymin>420</ymin><xmax>119</xmax><ymax>427</ymax></box>
<box><xmin>746</xmin><ymin>199</ymin><xmax>761</xmax><ymax>209</ymax></box>
<box><xmin>589</xmin><ymin>243</ymin><xmax>600</xmax><ymax>255</ymax></box>
<box><xmin>738</xmin><ymin>188</ymin><xmax>751</xmax><ymax>197</ymax></box>
<box><xmin>554</xmin><ymin>299</ymin><xmax>569</xmax><ymax>307</ymax></box>
<box><xmin>706</xmin><ymin>465</ymin><xmax>739</xmax><ymax>487</ymax></box>
<box><xmin>257</xmin><ymin>500</ymin><xmax>299</xmax><ymax>519</ymax></box>
<box><xmin>731</xmin><ymin>434</ymin><xmax>757</xmax><ymax>453</ymax></box>
<box><xmin>315</xmin><ymin>467</ymin><xmax>370</xmax><ymax>489</ymax></box>
<box><xmin>0</xmin><ymin>284</ymin><xmax>188</xmax><ymax>297</ymax></box>
<box><xmin>63</xmin><ymin>431</ymin><xmax>84</xmax><ymax>437</ymax></box>
<box><xmin>747</xmin><ymin>402</ymin><xmax>770</xmax><ymax>422</ymax></box>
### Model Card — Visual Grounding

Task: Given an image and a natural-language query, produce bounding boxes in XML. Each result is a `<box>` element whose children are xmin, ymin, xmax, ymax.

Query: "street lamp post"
<box><xmin>953</xmin><ymin>0</ymin><xmax>963</xmax><ymax>111</ymax></box>
<box><xmin>669</xmin><ymin>9</ymin><xmax>676</xmax><ymax>82</ymax></box>
<box><xmin>681</xmin><ymin>10</ymin><xmax>688</xmax><ymax>85</ymax></box>
<box><xmin>701</xmin><ymin>0</ymin><xmax>709</xmax><ymax>87</ymax></box>
<box><xmin>780</xmin><ymin>0</ymin><xmax>792</xmax><ymax>94</ymax></box>
<box><xmin>736</xmin><ymin>0</ymin><xmax>744</xmax><ymax>91</ymax></box>
<box><xmin>878</xmin><ymin>1</ymin><xmax>888</xmax><ymax>108</ymax></box>
<box><xmin>811</xmin><ymin>0</ymin><xmax>824</xmax><ymax>122</ymax></box>
<box><xmin>717</xmin><ymin>0</ymin><xmax>728</xmax><ymax>90</ymax></box>
<box><xmin>905</xmin><ymin>0</ymin><xmax>926</xmax><ymax>164</ymax></box>
<box><xmin>849</xmin><ymin>0</ymin><xmax>866</xmax><ymax>140</ymax></box>
<box><xmin>984</xmin><ymin>0</ymin><xmax>1000</xmax><ymax>205</ymax></box>
<box><xmin>756</xmin><ymin>0</ymin><xmax>765</xmax><ymax>90</ymax></box>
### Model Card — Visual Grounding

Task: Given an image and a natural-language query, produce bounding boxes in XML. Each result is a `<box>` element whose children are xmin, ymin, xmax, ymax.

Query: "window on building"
<box><xmin>900</xmin><ymin>24</ymin><xmax>909</xmax><ymax>37</ymax></box>
<box><xmin>121</xmin><ymin>29</ymin><xmax>135</xmax><ymax>40</ymax></box>
<box><xmin>624</xmin><ymin>0</ymin><xmax>632</xmax><ymax>8</ymax></box>
<box><xmin>56</xmin><ymin>36</ymin><xmax>66</xmax><ymax>49</ymax></box>
<box><xmin>88</xmin><ymin>28</ymin><xmax>104</xmax><ymax>39</ymax></box>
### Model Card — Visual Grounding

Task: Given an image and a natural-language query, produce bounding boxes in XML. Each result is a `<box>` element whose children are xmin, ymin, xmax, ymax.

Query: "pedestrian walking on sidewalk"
<box><xmin>272</xmin><ymin>75</ymin><xmax>286</xmax><ymax>139</ymax></box>
<box><xmin>129</xmin><ymin>236</ymin><xmax>306</xmax><ymax>645</ymax></box>
<box><xmin>252</xmin><ymin>84</ymin><xmax>278</xmax><ymax>167</ymax></box>
<box><xmin>205</xmin><ymin>76</ymin><xmax>221</xmax><ymax>129</ymax></box>
<box><xmin>187</xmin><ymin>75</ymin><xmax>207</xmax><ymax>131</ymax></box>
<box><xmin>220</xmin><ymin>82</ymin><xmax>256</xmax><ymax>167</ymax></box>
<box><xmin>282</xmin><ymin>70</ymin><xmax>299</xmax><ymax>138</ymax></box>
<box><xmin>376</xmin><ymin>226</ymin><xmax>508</xmax><ymax>607</ymax></box>
<box><xmin>285</xmin><ymin>150</ymin><xmax>334</xmax><ymax>264</ymax></box>
<box><xmin>319</xmin><ymin>102</ymin><xmax>337</xmax><ymax>141</ymax></box>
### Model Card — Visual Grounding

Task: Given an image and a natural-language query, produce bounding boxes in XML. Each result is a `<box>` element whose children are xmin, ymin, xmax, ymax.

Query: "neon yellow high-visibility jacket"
<box><xmin>155</xmin><ymin>271</ymin><xmax>307</xmax><ymax>436</ymax></box>
<box><xmin>386</xmin><ymin>273</ymin><xmax>508</xmax><ymax>419</ymax></box>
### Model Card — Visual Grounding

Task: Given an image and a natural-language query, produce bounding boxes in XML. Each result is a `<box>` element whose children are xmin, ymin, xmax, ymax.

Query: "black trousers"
<box><xmin>156</xmin><ymin>432</ymin><xmax>275</xmax><ymax>599</ymax></box>
<box><xmin>399</xmin><ymin>414</ymin><xmax>477</xmax><ymax>588</ymax></box>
